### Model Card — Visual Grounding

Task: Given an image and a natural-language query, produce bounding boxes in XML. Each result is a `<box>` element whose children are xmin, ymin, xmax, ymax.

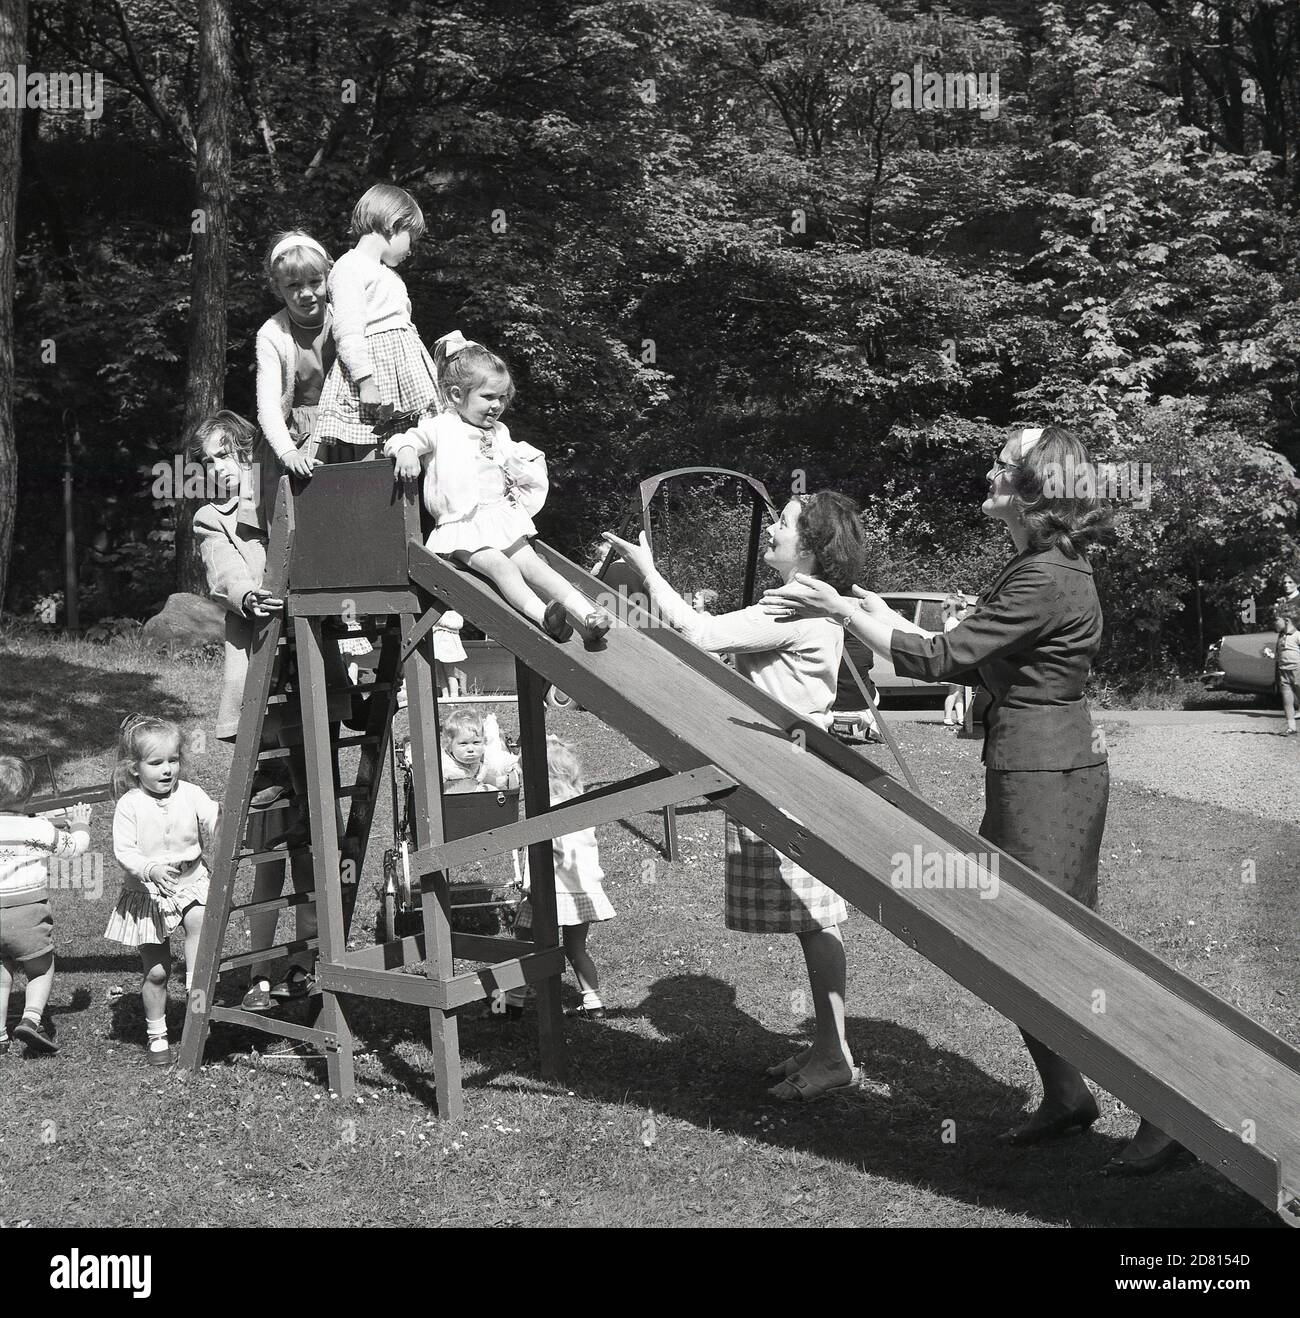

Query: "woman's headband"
<box><xmin>270</xmin><ymin>234</ymin><xmax>329</xmax><ymax>266</ymax></box>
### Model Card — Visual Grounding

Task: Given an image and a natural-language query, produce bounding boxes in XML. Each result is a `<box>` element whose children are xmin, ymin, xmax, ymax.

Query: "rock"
<box><xmin>141</xmin><ymin>592</ymin><xmax>224</xmax><ymax>649</ymax></box>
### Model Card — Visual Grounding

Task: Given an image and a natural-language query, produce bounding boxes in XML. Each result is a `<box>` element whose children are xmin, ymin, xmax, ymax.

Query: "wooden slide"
<box><xmin>407</xmin><ymin>538</ymin><xmax>1300</xmax><ymax>1223</ymax></box>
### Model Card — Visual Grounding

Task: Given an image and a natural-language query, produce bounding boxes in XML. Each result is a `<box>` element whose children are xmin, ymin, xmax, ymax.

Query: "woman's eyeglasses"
<box><xmin>991</xmin><ymin>460</ymin><xmax>1021</xmax><ymax>479</ymax></box>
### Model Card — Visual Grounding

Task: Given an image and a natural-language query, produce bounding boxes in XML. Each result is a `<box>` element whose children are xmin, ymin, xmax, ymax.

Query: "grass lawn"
<box><xmin>0</xmin><ymin>631</ymin><xmax>1295</xmax><ymax>1228</ymax></box>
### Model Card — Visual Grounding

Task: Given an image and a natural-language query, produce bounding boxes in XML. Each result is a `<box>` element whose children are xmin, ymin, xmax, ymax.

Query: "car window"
<box><xmin>917</xmin><ymin>601</ymin><xmax>944</xmax><ymax>632</ymax></box>
<box><xmin>882</xmin><ymin>597</ymin><xmax>916</xmax><ymax>623</ymax></box>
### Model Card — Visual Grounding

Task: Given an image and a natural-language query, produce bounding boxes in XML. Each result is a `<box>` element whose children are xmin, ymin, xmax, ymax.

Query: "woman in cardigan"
<box><xmin>603</xmin><ymin>492</ymin><xmax>868</xmax><ymax>1102</ymax></box>
<box><xmin>763</xmin><ymin>427</ymin><xmax>1182</xmax><ymax>1174</ymax></box>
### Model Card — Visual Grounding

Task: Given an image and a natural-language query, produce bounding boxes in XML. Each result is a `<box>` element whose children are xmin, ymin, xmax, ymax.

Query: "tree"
<box><xmin>0</xmin><ymin>0</ymin><xmax>29</xmax><ymax>612</ymax></box>
<box><xmin>174</xmin><ymin>0</ymin><xmax>233</xmax><ymax>594</ymax></box>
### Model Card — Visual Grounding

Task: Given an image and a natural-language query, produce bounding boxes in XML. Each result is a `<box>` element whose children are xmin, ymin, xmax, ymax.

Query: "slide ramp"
<box><xmin>409</xmin><ymin>540</ymin><xmax>1300</xmax><ymax>1221</ymax></box>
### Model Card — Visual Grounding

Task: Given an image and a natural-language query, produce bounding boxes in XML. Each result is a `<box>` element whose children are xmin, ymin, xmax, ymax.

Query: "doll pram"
<box><xmin>378</xmin><ymin>739</ymin><xmax>523</xmax><ymax>943</ymax></box>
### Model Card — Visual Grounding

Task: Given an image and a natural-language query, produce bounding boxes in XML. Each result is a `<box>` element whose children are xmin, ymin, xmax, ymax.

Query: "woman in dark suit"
<box><xmin>764</xmin><ymin>426</ymin><xmax>1181</xmax><ymax>1174</ymax></box>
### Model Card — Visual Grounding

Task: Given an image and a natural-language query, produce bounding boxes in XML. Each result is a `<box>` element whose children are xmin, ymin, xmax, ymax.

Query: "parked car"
<box><xmin>1202</xmin><ymin>631</ymin><xmax>1282</xmax><ymax>697</ymax></box>
<box><xmin>833</xmin><ymin>591</ymin><xmax>979</xmax><ymax>710</ymax></box>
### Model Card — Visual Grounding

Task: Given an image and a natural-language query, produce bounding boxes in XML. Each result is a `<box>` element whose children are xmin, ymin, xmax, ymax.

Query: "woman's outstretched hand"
<box><xmin>601</xmin><ymin>530</ymin><xmax>656</xmax><ymax>579</ymax></box>
<box><xmin>760</xmin><ymin>573</ymin><xmax>848</xmax><ymax>620</ymax></box>
<box><xmin>850</xmin><ymin>585</ymin><xmax>891</xmax><ymax>617</ymax></box>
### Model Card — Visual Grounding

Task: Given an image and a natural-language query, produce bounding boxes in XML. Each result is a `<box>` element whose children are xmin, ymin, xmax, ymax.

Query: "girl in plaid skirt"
<box><xmin>385</xmin><ymin>332</ymin><xmax>613</xmax><ymax>646</ymax></box>
<box><xmin>314</xmin><ymin>184</ymin><xmax>443</xmax><ymax>461</ymax></box>
<box><xmin>511</xmin><ymin>737</ymin><xmax>614</xmax><ymax>1017</ymax></box>
<box><xmin>104</xmin><ymin>716</ymin><xmax>221</xmax><ymax>1066</ymax></box>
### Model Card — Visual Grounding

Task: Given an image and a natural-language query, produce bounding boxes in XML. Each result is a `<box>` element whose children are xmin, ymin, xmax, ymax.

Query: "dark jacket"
<box><xmin>890</xmin><ymin>546</ymin><xmax>1107</xmax><ymax>771</ymax></box>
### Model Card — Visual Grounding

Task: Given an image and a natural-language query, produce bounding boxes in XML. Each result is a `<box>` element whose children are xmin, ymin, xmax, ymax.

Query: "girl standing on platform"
<box><xmin>384</xmin><ymin>331</ymin><xmax>612</xmax><ymax>645</ymax></box>
<box><xmin>314</xmin><ymin>184</ymin><xmax>442</xmax><ymax>460</ymax></box>
<box><xmin>508</xmin><ymin>736</ymin><xmax>614</xmax><ymax>1018</ymax></box>
<box><xmin>105</xmin><ymin>716</ymin><xmax>221</xmax><ymax>1066</ymax></box>
<box><xmin>245</xmin><ymin>230</ymin><xmax>335</xmax><ymax>530</ymax></box>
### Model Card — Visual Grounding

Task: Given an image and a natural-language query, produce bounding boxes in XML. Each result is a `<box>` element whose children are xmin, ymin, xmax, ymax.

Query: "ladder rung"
<box><xmin>208</xmin><ymin>1007</ymin><xmax>334</xmax><ymax>1046</ymax></box>
<box><xmin>255</xmin><ymin>732</ymin><xmax>380</xmax><ymax>764</ymax></box>
<box><xmin>237</xmin><ymin>845</ymin><xmax>312</xmax><ymax>865</ymax></box>
<box><xmin>230</xmin><ymin>891</ymin><xmax>316</xmax><ymax>917</ymax></box>
<box><xmin>219</xmin><ymin>938</ymin><xmax>318</xmax><ymax>971</ymax></box>
<box><xmin>265</xmin><ymin>686</ymin><xmax>359</xmax><ymax>707</ymax></box>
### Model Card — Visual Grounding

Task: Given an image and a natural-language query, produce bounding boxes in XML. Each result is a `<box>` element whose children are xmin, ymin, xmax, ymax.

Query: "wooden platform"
<box><xmin>408</xmin><ymin>540</ymin><xmax>1300</xmax><ymax>1223</ymax></box>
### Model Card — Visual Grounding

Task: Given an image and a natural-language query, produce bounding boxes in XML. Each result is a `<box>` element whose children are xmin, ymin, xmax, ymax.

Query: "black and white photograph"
<box><xmin>0</xmin><ymin>0</ymin><xmax>1297</xmax><ymax>1277</ymax></box>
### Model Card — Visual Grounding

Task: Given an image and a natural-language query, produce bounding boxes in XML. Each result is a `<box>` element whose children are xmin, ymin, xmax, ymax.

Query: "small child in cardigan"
<box><xmin>314</xmin><ymin>184</ymin><xmax>442</xmax><ymax>460</ymax></box>
<box><xmin>246</xmin><ymin>229</ymin><xmax>335</xmax><ymax>530</ymax></box>
<box><xmin>104</xmin><ymin>716</ymin><xmax>221</xmax><ymax>1066</ymax></box>
<box><xmin>0</xmin><ymin>756</ymin><xmax>92</xmax><ymax>1056</ymax></box>
<box><xmin>505</xmin><ymin>736</ymin><xmax>614</xmax><ymax>1019</ymax></box>
<box><xmin>384</xmin><ymin>331</ymin><xmax>612</xmax><ymax>647</ymax></box>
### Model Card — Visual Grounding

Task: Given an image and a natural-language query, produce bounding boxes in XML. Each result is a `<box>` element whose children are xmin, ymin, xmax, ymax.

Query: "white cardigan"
<box><xmin>254</xmin><ymin>307</ymin><xmax>334</xmax><ymax>461</ymax></box>
<box><xmin>384</xmin><ymin>414</ymin><xmax>548</xmax><ymax>528</ymax></box>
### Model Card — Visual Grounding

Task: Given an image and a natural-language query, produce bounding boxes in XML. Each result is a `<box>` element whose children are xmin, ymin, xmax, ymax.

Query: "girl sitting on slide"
<box><xmin>384</xmin><ymin>331</ymin><xmax>612</xmax><ymax>646</ymax></box>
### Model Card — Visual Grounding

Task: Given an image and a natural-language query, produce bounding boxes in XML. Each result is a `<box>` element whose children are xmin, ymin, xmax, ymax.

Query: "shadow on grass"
<box><xmin>0</xmin><ymin>650</ymin><xmax>196</xmax><ymax>765</ymax></box>
<box><xmin>448</xmin><ymin>973</ymin><xmax>1270</xmax><ymax>1228</ymax></box>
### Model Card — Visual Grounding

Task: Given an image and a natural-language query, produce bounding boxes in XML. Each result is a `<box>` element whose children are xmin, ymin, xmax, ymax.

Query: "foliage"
<box><xmin>5</xmin><ymin>0</ymin><xmax>1298</xmax><ymax>676</ymax></box>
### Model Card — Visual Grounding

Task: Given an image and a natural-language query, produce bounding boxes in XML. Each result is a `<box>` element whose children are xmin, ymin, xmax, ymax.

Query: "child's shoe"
<box><xmin>0</xmin><ymin>1037</ymin><xmax>10</xmax><ymax>1055</ymax></box>
<box><xmin>251</xmin><ymin>765</ymin><xmax>291</xmax><ymax>809</ymax></box>
<box><xmin>146</xmin><ymin>1043</ymin><xmax>177</xmax><ymax>1067</ymax></box>
<box><xmin>241</xmin><ymin>980</ymin><xmax>274</xmax><ymax>1012</ymax></box>
<box><xmin>577</xmin><ymin>608</ymin><xmax>614</xmax><ymax>650</ymax></box>
<box><xmin>270</xmin><ymin>966</ymin><xmax>317</xmax><ymax>1001</ymax></box>
<box><xmin>542</xmin><ymin>601</ymin><xmax>574</xmax><ymax>643</ymax></box>
<box><xmin>14</xmin><ymin>1014</ymin><xmax>58</xmax><ymax>1055</ymax></box>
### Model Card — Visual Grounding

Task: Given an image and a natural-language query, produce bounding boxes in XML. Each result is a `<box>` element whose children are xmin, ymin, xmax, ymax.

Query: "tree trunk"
<box><xmin>174</xmin><ymin>0</ymin><xmax>233</xmax><ymax>595</ymax></box>
<box><xmin>0</xmin><ymin>0</ymin><xmax>29</xmax><ymax>612</ymax></box>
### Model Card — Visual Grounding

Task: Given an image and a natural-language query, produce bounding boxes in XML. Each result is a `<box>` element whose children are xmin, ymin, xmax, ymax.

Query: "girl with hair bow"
<box><xmin>384</xmin><ymin>331</ymin><xmax>612</xmax><ymax>646</ymax></box>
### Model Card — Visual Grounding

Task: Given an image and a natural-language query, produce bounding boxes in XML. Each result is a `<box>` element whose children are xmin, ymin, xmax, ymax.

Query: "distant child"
<box><xmin>314</xmin><ymin>183</ymin><xmax>442</xmax><ymax>459</ymax></box>
<box><xmin>942</xmin><ymin>595</ymin><xmax>968</xmax><ymax>727</ymax></box>
<box><xmin>1275</xmin><ymin>612</ymin><xmax>1300</xmax><ymax>736</ymax></box>
<box><xmin>384</xmin><ymin>330</ymin><xmax>611</xmax><ymax>646</ymax></box>
<box><xmin>0</xmin><ymin>756</ymin><xmax>92</xmax><ymax>1056</ymax></box>
<box><xmin>248</xmin><ymin>229</ymin><xmax>334</xmax><ymax>529</ymax></box>
<box><xmin>104</xmin><ymin>717</ymin><xmax>221</xmax><ymax>1065</ymax></box>
<box><xmin>507</xmin><ymin>737</ymin><xmax>614</xmax><ymax>1018</ymax></box>
<box><xmin>440</xmin><ymin>708</ymin><xmax>520</xmax><ymax>791</ymax></box>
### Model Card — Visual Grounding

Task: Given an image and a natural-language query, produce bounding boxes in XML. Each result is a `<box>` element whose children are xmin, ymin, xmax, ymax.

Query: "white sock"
<box><xmin>21</xmin><ymin>1008</ymin><xmax>42</xmax><ymax>1027</ymax></box>
<box><xmin>146</xmin><ymin>1015</ymin><xmax>170</xmax><ymax>1052</ymax></box>
<box><xmin>560</xmin><ymin>589</ymin><xmax>594</xmax><ymax>620</ymax></box>
<box><xmin>581</xmin><ymin>989</ymin><xmax>603</xmax><ymax>1010</ymax></box>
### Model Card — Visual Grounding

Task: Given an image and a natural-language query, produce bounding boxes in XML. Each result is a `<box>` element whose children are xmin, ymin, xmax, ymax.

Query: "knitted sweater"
<box><xmin>327</xmin><ymin>248</ymin><xmax>415</xmax><ymax>384</ymax></box>
<box><xmin>254</xmin><ymin>307</ymin><xmax>336</xmax><ymax>460</ymax></box>
<box><xmin>0</xmin><ymin>813</ymin><xmax>91</xmax><ymax>908</ymax></box>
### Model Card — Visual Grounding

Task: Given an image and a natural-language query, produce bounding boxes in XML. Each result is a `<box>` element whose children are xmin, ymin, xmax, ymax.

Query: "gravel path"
<box><xmin>1098</xmin><ymin>718</ymin><xmax>1299</xmax><ymax>825</ymax></box>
